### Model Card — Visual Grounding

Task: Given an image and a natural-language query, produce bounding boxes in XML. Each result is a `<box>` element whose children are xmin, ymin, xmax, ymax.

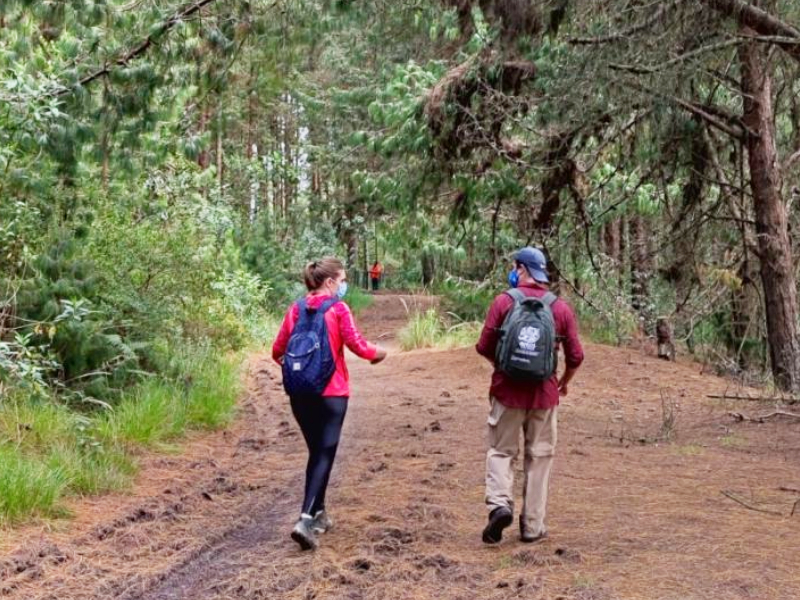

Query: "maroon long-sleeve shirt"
<box><xmin>476</xmin><ymin>282</ymin><xmax>584</xmax><ymax>410</ymax></box>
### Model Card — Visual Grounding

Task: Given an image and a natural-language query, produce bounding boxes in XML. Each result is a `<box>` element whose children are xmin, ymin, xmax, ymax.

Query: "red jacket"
<box><xmin>272</xmin><ymin>293</ymin><xmax>377</xmax><ymax>398</ymax></box>
<box><xmin>476</xmin><ymin>283</ymin><xmax>584</xmax><ymax>410</ymax></box>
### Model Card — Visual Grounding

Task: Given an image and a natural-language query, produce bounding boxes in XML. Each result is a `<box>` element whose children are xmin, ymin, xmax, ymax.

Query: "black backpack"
<box><xmin>282</xmin><ymin>298</ymin><xmax>339</xmax><ymax>397</ymax></box>
<box><xmin>495</xmin><ymin>289</ymin><xmax>557</xmax><ymax>381</ymax></box>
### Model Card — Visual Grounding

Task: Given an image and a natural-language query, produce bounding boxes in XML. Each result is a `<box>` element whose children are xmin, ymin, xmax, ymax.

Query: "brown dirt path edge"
<box><xmin>2</xmin><ymin>294</ymin><xmax>800</xmax><ymax>600</ymax></box>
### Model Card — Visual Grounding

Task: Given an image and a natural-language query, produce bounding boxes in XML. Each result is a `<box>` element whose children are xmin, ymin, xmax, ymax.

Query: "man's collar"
<box><xmin>518</xmin><ymin>281</ymin><xmax>548</xmax><ymax>290</ymax></box>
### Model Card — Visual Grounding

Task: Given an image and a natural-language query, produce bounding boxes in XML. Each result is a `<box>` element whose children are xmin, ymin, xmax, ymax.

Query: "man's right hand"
<box><xmin>371</xmin><ymin>347</ymin><xmax>388</xmax><ymax>364</ymax></box>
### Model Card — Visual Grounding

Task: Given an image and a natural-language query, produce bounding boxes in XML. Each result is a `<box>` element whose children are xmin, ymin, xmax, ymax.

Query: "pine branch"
<box><xmin>615</xmin><ymin>78</ymin><xmax>747</xmax><ymax>140</ymax></box>
<box><xmin>700</xmin><ymin>0</ymin><xmax>800</xmax><ymax>62</ymax></box>
<box><xmin>54</xmin><ymin>0</ymin><xmax>219</xmax><ymax>97</ymax></box>
<box><xmin>568</xmin><ymin>0</ymin><xmax>685</xmax><ymax>45</ymax></box>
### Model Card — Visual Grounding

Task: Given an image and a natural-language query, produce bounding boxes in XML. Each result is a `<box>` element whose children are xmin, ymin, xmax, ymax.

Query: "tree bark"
<box><xmin>603</xmin><ymin>218</ymin><xmax>621</xmax><ymax>263</ymax></box>
<box><xmin>422</xmin><ymin>250</ymin><xmax>435</xmax><ymax>286</ymax></box>
<box><xmin>657</xmin><ymin>317</ymin><xmax>675</xmax><ymax>361</ymax></box>
<box><xmin>731</xmin><ymin>255</ymin><xmax>761</xmax><ymax>371</ymax></box>
<box><xmin>670</xmin><ymin>122</ymin><xmax>709</xmax><ymax>312</ymax></box>
<box><xmin>739</xmin><ymin>27</ymin><xmax>800</xmax><ymax>391</ymax></box>
<box><xmin>629</xmin><ymin>214</ymin><xmax>652</xmax><ymax>328</ymax></box>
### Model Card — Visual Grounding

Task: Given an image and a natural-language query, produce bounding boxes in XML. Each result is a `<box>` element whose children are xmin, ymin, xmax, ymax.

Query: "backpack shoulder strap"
<box><xmin>293</xmin><ymin>298</ymin><xmax>311</xmax><ymax>327</ymax></box>
<box><xmin>319</xmin><ymin>298</ymin><xmax>340</xmax><ymax>314</ymax></box>
<box><xmin>504</xmin><ymin>288</ymin><xmax>526</xmax><ymax>304</ymax></box>
<box><xmin>541</xmin><ymin>292</ymin><xmax>558</xmax><ymax>307</ymax></box>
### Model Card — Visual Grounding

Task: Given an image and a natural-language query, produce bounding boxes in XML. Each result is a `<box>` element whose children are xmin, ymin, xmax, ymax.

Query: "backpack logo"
<box><xmin>518</xmin><ymin>326</ymin><xmax>541</xmax><ymax>353</ymax></box>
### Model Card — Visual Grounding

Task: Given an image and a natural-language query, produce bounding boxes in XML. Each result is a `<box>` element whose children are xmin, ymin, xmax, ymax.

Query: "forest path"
<box><xmin>1</xmin><ymin>295</ymin><xmax>799</xmax><ymax>600</ymax></box>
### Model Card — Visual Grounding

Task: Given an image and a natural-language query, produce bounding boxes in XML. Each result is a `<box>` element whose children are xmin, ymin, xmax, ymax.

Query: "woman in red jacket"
<box><xmin>272</xmin><ymin>257</ymin><xmax>387</xmax><ymax>550</ymax></box>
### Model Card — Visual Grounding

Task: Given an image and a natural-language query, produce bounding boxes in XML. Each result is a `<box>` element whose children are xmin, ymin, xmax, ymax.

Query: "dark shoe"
<box><xmin>482</xmin><ymin>507</ymin><xmax>513</xmax><ymax>544</ymax></box>
<box><xmin>311</xmin><ymin>510</ymin><xmax>333</xmax><ymax>534</ymax></box>
<box><xmin>519</xmin><ymin>516</ymin><xmax>548</xmax><ymax>544</ymax></box>
<box><xmin>291</xmin><ymin>515</ymin><xmax>319</xmax><ymax>551</ymax></box>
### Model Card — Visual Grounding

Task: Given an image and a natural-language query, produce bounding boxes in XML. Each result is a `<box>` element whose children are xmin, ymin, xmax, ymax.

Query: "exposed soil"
<box><xmin>1</xmin><ymin>295</ymin><xmax>799</xmax><ymax>600</ymax></box>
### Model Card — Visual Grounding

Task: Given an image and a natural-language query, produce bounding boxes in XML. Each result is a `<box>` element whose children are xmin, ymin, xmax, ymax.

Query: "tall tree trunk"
<box><xmin>215</xmin><ymin>101</ymin><xmax>224</xmax><ymax>194</ymax></box>
<box><xmin>618</xmin><ymin>215</ymin><xmax>628</xmax><ymax>289</ymax></box>
<box><xmin>629</xmin><ymin>214</ymin><xmax>651</xmax><ymax>323</ymax></box>
<box><xmin>671</xmin><ymin>122</ymin><xmax>709</xmax><ymax>313</ymax></box>
<box><xmin>422</xmin><ymin>250</ymin><xmax>435</xmax><ymax>286</ymax></box>
<box><xmin>731</xmin><ymin>256</ymin><xmax>760</xmax><ymax>371</ymax></box>
<box><xmin>739</xmin><ymin>27</ymin><xmax>800</xmax><ymax>391</ymax></box>
<box><xmin>197</xmin><ymin>104</ymin><xmax>211</xmax><ymax>170</ymax></box>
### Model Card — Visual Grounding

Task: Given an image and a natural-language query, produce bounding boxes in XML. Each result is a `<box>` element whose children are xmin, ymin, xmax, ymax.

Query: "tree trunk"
<box><xmin>671</xmin><ymin>122</ymin><xmax>709</xmax><ymax>313</ymax></box>
<box><xmin>422</xmin><ymin>251</ymin><xmax>435</xmax><ymax>287</ymax></box>
<box><xmin>618</xmin><ymin>215</ymin><xmax>628</xmax><ymax>289</ymax></box>
<box><xmin>603</xmin><ymin>218</ymin><xmax>621</xmax><ymax>263</ymax></box>
<box><xmin>731</xmin><ymin>256</ymin><xmax>760</xmax><ymax>371</ymax></box>
<box><xmin>216</xmin><ymin>105</ymin><xmax>224</xmax><ymax>193</ymax></box>
<box><xmin>629</xmin><ymin>214</ymin><xmax>651</xmax><ymax>322</ymax></box>
<box><xmin>739</xmin><ymin>28</ymin><xmax>800</xmax><ymax>391</ymax></box>
<box><xmin>656</xmin><ymin>317</ymin><xmax>675</xmax><ymax>361</ymax></box>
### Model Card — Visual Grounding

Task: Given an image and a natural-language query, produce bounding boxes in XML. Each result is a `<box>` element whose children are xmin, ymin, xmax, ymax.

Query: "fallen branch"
<box><xmin>778</xmin><ymin>486</ymin><xmax>800</xmax><ymax>494</ymax></box>
<box><xmin>728</xmin><ymin>410</ymin><xmax>800</xmax><ymax>423</ymax></box>
<box><xmin>720</xmin><ymin>490</ymin><xmax>783</xmax><ymax>516</ymax></box>
<box><xmin>708</xmin><ymin>393</ymin><xmax>800</xmax><ymax>404</ymax></box>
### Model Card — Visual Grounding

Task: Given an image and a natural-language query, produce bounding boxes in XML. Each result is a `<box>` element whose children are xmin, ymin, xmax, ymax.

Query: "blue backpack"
<box><xmin>282</xmin><ymin>298</ymin><xmax>339</xmax><ymax>397</ymax></box>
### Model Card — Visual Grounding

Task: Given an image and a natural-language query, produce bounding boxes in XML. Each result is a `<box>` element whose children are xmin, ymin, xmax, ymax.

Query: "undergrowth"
<box><xmin>0</xmin><ymin>350</ymin><xmax>241</xmax><ymax>524</ymax></box>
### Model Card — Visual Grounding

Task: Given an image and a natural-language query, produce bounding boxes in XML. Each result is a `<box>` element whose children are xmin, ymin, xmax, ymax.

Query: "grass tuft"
<box><xmin>0</xmin><ymin>447</ymin><xmax>70</xmax><ymax>523</ymax></box>
<box><xmin>398</xmin><ymin>309</ymin><xmax>481</xmax><ymax>351</ymax></box>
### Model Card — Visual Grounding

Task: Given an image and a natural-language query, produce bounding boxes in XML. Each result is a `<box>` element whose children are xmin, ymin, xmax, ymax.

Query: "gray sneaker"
<box><xmin>291</xmin><ymin>515</ymin><xmax>319</xmax><ymax>551</ymax></box>
<box><xmin>311</xmin><ymin>510</ymin><xmax>333</xmax><ymax>534</ymax></box>
<box><xmin>519</xmin><ymin>516</ymin><xmax>548</xmax><ymax>544</ymax></box>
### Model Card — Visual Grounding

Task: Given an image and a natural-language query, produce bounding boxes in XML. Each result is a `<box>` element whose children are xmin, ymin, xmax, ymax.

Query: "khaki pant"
<box><xmin>485</xmin><ymin>398</ymin><xmax>557</xmax><ymax>536</ymax></box>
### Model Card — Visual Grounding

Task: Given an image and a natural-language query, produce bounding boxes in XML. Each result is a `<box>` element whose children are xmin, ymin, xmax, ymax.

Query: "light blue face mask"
<box><xmin>336</xmin><ymin>282</ymin><xmax>348</xmax><ymax>299</ymax></box>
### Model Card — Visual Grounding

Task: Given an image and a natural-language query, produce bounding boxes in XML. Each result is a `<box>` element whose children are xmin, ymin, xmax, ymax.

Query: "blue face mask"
<box><xmin>507</xmin><ymin>269</ymin><xmax>519</xmax><ymax>288</ymax></box>
<box><xmin>336</xmin><ymin>282</ymin><xmax>348</xmax><ymax>299</ymax></box>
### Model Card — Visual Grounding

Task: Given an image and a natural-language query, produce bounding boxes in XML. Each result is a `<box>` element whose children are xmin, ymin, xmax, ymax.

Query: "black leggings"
<box><xmin>290</xmin><ymin>395</ymin><xmax>348</xmax><ymax>515</ymax></box>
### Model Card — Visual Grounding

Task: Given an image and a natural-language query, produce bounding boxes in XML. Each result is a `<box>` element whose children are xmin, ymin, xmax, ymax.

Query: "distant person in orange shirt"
<box><xmin>370</xmin><ymin>261</ymin><xmax>384</xmax><ymax>291</ymax></box>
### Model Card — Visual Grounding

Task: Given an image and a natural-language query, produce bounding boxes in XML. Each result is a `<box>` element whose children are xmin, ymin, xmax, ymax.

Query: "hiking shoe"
<box><xmin>291</xmin><ymin>515</ymin><xmax>319</xmax><ymax>551</ymax></box>
<box><xmin>482</xmin><ymin>506</ymin><xmax>513</xmax><ymax>544</ymax></box>
<box><xmin>519</xmin><ymin>516</ymin><xmax>548</xmax><ymax>544</ymax></box>
<box><xmin>311</xmin><ymin>510</ymin><xmax>333</xmax><ymax>534</ymax></box>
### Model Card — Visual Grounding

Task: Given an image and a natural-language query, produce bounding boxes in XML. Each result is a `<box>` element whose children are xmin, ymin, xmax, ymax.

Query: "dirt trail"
<box><xmin>2</xmin><ymin>295</ymin><xmax>799</xmax><ymax>600</ymax></box>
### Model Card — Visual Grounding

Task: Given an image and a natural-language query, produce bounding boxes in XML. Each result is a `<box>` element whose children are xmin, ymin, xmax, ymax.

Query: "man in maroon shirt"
<box><xmin>476</xmin><ymin>247</ymin><xmax>584</xmax><ymax>544</ymax></box>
